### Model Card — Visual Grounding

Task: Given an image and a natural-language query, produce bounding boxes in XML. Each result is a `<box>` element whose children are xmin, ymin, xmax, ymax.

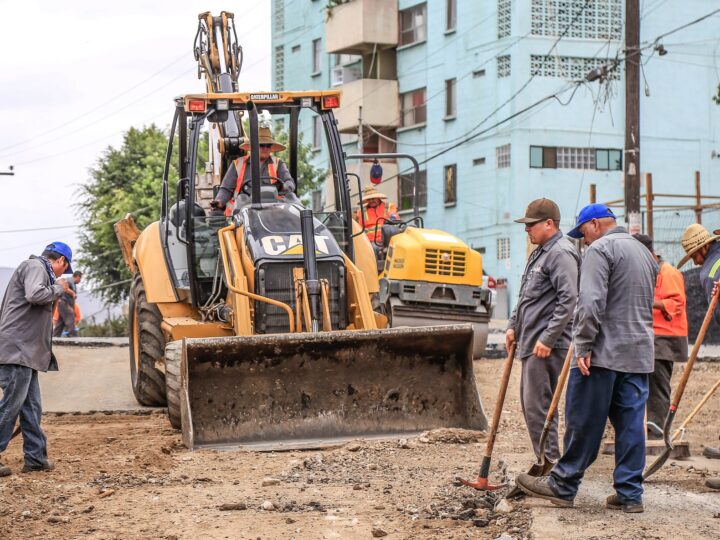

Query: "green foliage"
<box><xmin>77</xmin><ymin>125</ymin><xmax>170</xmax><ymax>304</ymax></box>
<box><xmin>714</xmin><ymin>84</ymin><xmax>720</xmax><ymax>105</ymax></box>
<box><xmin>79</xmin><ymin>314</ymin><xmax>129</xmax><ymax>337</ymax></box>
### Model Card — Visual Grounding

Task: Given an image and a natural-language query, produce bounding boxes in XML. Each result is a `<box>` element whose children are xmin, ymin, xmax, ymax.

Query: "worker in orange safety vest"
<box><xmin>210</xmin><ymin>127</ymin><xmax>296</xmax><ymax>216</ymax></box>
<box><xmin>355</xmin><ymin>185</ymin><xmax>400</xmax><ymax>245</ymax></box>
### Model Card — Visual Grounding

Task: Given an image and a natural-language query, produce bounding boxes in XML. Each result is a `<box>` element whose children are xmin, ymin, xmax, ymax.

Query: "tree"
<box><xmin>77</xmin><ymin>125</ymin><xmax>170</xmax><ymax>303</ymax></box>
<box><xmin>714</xmin><ymin>84</ymin><xmax>720</xmax><ymax>105</ymax></box>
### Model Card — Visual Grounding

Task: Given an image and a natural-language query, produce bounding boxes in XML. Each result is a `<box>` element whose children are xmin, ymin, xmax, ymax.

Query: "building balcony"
<box><xmin>325</xmin><ymin>0</ymin><xmax>398</xmax><ymax>55</ymax></box>
<box><xmin>335</xmin><ymin>78</ymin><xmax>399</xmax><ymax>133</ymax></box>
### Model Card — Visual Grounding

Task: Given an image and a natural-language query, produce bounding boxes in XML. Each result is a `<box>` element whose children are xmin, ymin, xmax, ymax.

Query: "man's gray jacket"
<box><xmin>508</xmin><ymin>231</ymin><xmax>580</xmax><ymax>359</ymax></box>
<box><xmin>573</xmin><ymin>226</ymin><xmax>658</xmax><ymax>373</ymax></box>
<box><xmin>0</xmin><ymin>256</ymin><xmax>65</xmax><ymax>372</ymax></box>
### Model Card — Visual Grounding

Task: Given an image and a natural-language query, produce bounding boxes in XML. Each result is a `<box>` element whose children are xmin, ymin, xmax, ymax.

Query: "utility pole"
<box><xmin>624</xmin><ymin>0</ymin><xmax>641</xmax><ymax>234</ymax></box>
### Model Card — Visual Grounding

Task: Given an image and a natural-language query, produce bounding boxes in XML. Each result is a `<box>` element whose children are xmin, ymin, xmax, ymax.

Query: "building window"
<box><xmin>291</xmin><ymin>44</ymin><xmax>300</xmax><ymax>54</ymax></box>
<box><xmin>445</xmin><ymin>79</ymin><xmax>456</xmax><ymax>118</ymax></box>
<box><xmin>497</xmin><ymin>237</ymin><xmax>511</xmax><ymax>260</ymax></box>
<box><xmin>274</xmin><ymin>46</ymin><xmax>285</xmax><ymax>90</ymax></box>
<box><xmin>444</xmin><ymin>164</ymin><xmax>457</xmax><ymax>205</ymax></box>
<box><xmin>330</xmin><ymin>54</ymin><xmax>362</xmax><ymax>87</ymax></box>
<box><xmin>399</xmin><ymin>169</ymin><xmax>428</xmax><ymax>211</ymax></box>
<box><xmin>496</xmin><ymin>144</ymin><xmax>511</xmax><ymax>168</ymax></box>
<box><xmin>312</xmin><ymin>116</ymin><xmax>322</xmax><ymax>150</ymax></box>
<box><xmin>531</xmin><ymin>0</ymin><xmax>622</xmax><ymax>41</ymax></box>
<box><xmin>473</xmin><ymin>157</ymin><xmax>486</xmax><ymax>166</ymax></box>
<box><xmin>400</xmin><ymin>88</ymin><xmax>427</xmax><ymax>127</ymax></box>
<box><xmin>446</xmin><ymin>0</ymin><xmax>457</xmax><ymax>31</ymax></box>
<box><xmin>312</xmin><ymin>38</ymin><xmax>322</xmax><ymax>73</ymax></box>
<box><xmin>497</xmin><ymin>55</ymin><xmax>511</xmax><ymax>78</ymax></box>
<box><xmin>530</xmin><ymin>146</ymin><xmax>622</xmax><ymax>170</ymax></box>
<box><xmin>399</xmin><ymin>3</ymin><xmax>427</xmax><ymax>47</ymax></box>
<box><xmin>274</xmin><ymin>1</ymin><xmax>285</xmax><ymax>33</ymax></box>
<box><xmin>498</xmin><ymin>0</ymin><xmax>512</xmax><ymax>39</ymax></box>
<box><xmin>312</xmin><ymin>190</ymin><xmax>322</xmax><ymax>212</ymax></box>
<box><xmin>530</xmin><ymin>55</ymin><xmax>619</xmax><ymax>80</ymax></box>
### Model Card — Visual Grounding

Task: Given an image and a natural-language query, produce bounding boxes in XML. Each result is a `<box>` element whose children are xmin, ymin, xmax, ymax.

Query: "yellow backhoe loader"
<box><xmin>114</xmin><ymin>13</ymin><xmax>487</xmax><ymax>450</ymax></box>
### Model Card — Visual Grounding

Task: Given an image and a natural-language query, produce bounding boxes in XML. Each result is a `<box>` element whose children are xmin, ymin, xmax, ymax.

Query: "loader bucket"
<box><xmin>175</xmin><ymin>324</ymin><xmax>486</xmax><ymax>450</ymax></box>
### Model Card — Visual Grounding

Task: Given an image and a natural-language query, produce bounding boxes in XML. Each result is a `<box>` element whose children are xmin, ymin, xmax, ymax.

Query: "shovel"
<box><xmin>458</xmin><ymin>343</ymin><xmax>516</xmax><ymax>490</ymax></box>
<box><xmin>644</xmin><ymin>286</ymin><xmax>719</xmax><ymax>479</ymax></box>
<box><xmin>506</xmin><ymin>345</ymin><xmax>574</xmax><ymax>498</ymax></box>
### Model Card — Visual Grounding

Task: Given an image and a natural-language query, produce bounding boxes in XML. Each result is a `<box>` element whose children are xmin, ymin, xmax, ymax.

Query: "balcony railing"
<box><xmin>335</xmin><ymin>79</ymin><xmax>399</xmax><ymax>133</ymax></box>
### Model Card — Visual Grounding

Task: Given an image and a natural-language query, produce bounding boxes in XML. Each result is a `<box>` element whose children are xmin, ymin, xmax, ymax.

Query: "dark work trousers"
<box><xmin>0</xmin><ymin>365</ymin><xmax>48</xmax><ymax>466</ymax></box>
<box><xmin>52</xmin><ymin>301</ymin><xmax>76</xmax><ymax>337</ymax></box>
<box><xmin>647</xmin><ymin>359</ymin><xmax>673</xmax><ymax>439</ymax></box>
<box><xmin>520</xmin><ymin>349</ymin><xmax>567</xmax><ymax>462</ymax></box>
<box><xmin>549</xmin><ymin>367</ymin><xmax>649</xmax><ymax>503</ymax></box>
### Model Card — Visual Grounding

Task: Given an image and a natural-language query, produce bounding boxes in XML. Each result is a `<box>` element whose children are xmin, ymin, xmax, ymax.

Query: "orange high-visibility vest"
<box><xmin>225</xmin><ymin>156</ymin><xmax>279</xmax><ymax>216</ymax></box>
<box><xmin>356</xmin><ymin>201</ymin><xmax>399</xmax><ymax>243</ymax></box>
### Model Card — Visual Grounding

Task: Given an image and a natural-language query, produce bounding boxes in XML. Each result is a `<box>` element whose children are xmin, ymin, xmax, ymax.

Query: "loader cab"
<box><xmin>159</xmin><ymin>91</ymin><xmax>353</xmax><ymax>309</ymax></box>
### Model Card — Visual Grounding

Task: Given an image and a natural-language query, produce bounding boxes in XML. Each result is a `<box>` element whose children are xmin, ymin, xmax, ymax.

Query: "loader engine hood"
<box><xmin>242</xmin><ymin>203</ymin><xmax>343</xmax><ymax>264</ymax></box>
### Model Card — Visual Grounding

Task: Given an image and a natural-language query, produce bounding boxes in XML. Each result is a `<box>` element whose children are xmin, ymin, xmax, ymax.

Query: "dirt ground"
<box><xmin>1</xmin><ymin>358</ymin><xmax>720</xmax><ymax>539</ymax></box>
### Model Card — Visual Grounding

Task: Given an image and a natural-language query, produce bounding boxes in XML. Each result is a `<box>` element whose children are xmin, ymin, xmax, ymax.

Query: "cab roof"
<box><xmin>178</xmin><ymin>90</ymin><xmax>341</xmax><ymax>112</ymax></box>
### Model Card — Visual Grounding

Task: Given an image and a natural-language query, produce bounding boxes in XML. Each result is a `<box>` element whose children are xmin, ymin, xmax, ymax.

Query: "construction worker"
<box><xmin>53</xmin><ymin>270</ymin><xmax>82</xmax><ymax>338</ymax></box>
<box><xmin>0</xmin><ymin>242</ymin><xmax>74</xmax><ymax>477</ymax></box>
<box><xmin>633</xmin><ymin>235</ymin><xmax>688</xmax><ymax>440</ymax></box>
<box><xmin>356</xmin><ymin>185</ymin><xmax>400</xmax><ymax>248</ymax></box>
<box><xmin>517</xmin><ymin>204</ymin><xmax>658</xmax><ymax>513</ymax></box>
<box><xmin>507</xmin><ymin>198</ymin><xmax>579</xmax><ymax>464</ymax></box>
<box><xmin>210</xmin><ymin>127</ymin><xmax>296</xmax><ymax>215</ymax></box>
<box><xmin>678</xmin><ymin>225</ymin><xmax>720</xmax><ymax>489</ymax></box>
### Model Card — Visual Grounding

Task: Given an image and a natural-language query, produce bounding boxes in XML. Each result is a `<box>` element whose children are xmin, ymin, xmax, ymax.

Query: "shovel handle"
<box><xmin>669</xmin><ymin>286</ymin><xmax>719</xmax><ymax>411</ymax></box>
<box><xmin>536</xmin><ymin>345</ymin><xmax>574</xmax><ymax>460</ymax></box>
<box><xmin>671</xmin><ymin>376</ymin><xmax>720</xmax><ymax>441</ymax></box>
<box><xmin>483</xmin><ymin>343</ymin><xmax>516</xmax><ymax>460</ymax></box>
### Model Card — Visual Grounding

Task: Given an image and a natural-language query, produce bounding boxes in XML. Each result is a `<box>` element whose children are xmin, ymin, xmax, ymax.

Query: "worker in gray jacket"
<box><xmin>0</xmin><ymin>242</ymin><xmax>74</xmax><ymax>477</ymax></box>
<box><xmin>507</xmin><ymin>198</ymin><xmax>579</xmax><ymax>463</ymax></box>
<box><xmin>517</xmin><ymin>204</ymin><xmax>658</xmax><ymax>514</ymax></box>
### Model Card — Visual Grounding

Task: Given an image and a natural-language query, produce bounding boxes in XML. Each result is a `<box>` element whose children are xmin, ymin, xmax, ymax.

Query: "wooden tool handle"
<box><xmin>672</xmin><ymin>377</ymin><xmax>720</xmax><ymax>441</ymax></box>
<box><xmin>545</xmin><ymin>345</ymin><xmax>574</xmax><ymax>424</ymax></box>
<box><xmin>670</xmin><ymin>287</ymin><xmax>719</xmax><ymax>410</ymax></box>
<box><xmin>484</xmin><ymin>343</ymin><xmax>516</xmax><ymax>459</ymax></box>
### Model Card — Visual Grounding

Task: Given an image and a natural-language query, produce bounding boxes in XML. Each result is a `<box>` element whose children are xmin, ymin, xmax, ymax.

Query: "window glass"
<box><xmin>399</xmin><ymin>3</ymin><xmax>427</xmax><ymax>46</ymax></box>
<box><xmin>609</xmin><ymin>149</ymin><xmax>622</xmax><ymax>170</ymax></box>
<box><xmin>444</xmin><ymin>164</ymin><xmax>457</xmax><ymax>205</ymax></box>
<box><xmin>445</xmin><ymin>79</ymin><xmax>456</xmax><ymax>117</ymax></box>
<box><xmin>446</xmin><ymin>0</ymin><xmax>457</xmax><ymax>31</ymax></box>
<box><xmin>596</xmin><ymin>149</ymin><xmax>609</xmax><ymax>170</ymax></box>
<box><xmin>399</xmin><ymin>170</ymin><xmax>428</xmax><ymax>211</ymax></box>
<box><xmin>530</xmin><ymin>146</ymin><xmax>543</xmax><ymax>168</ymax></box>
<box><xmin>400</xmin><ymin>88</ymin><xmax>427</xmax><ymax>127</ymax></box>
<box><xmin>312</xmin><ymin>38</ymin><xmax>322</xmax><ymax>73</ymax></box>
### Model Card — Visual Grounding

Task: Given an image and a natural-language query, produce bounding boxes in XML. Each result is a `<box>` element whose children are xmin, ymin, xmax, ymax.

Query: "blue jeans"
<box><xmin>0</xmin><ymin>364</ymin><xmax>48</xmax><ymax>466</ymax></box>
<box><xmin>549</xmin><ymin>366</ymin><xmax>648</xmax><ymax>503</ymax></box>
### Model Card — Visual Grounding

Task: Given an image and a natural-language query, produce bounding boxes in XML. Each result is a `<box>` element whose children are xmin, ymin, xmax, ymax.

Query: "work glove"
<box><xmin>209</xmin><ymin>200</ymin><xmax>225</xmax><ymax>216</ymax></box>
<box><xmin>241</xmin><ymin>181</ymin><xmax>252</xmax><ymax>196</ymax></box>
<box><xmin>281</xmin><ymin>180</ymin><xmax>295</xmax><ymax>193</ymax></box>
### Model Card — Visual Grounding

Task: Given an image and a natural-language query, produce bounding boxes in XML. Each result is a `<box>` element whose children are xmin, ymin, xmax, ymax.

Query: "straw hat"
<box><xmin>240</xmin><ymin>127</ymin><xmax>286</xmax><ymax>152</ymax></box>
<box><xmin>361</xmin><ymin>185</ymin><xmax>387</xmax><ymax>204</ymax></box>
<box><xmin>678</xmin><ymin>223</ymin><xmax>720</xmax><ymax>268</ymax></box>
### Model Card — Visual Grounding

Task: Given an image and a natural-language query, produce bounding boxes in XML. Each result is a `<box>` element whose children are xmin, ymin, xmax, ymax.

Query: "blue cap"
<box><xmin>45</xmin><ymin>241</ymin><xmax>73</xmax><ymax>273</ymax></box>
<box><xmin>567</xmin><ymin>204</ymin><xmax>616</xmax><ymax>239</ymax></box>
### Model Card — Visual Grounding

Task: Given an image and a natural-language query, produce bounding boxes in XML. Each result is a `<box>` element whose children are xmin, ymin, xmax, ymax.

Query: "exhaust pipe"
<box><xmin>300</xmin><ymin>209</ymin><xmax>321</xmax><ymax>332</ymax></box>
<box><xmin>246</xmin><ymin>101</ymin><xmax>262</xmax><ymax>209</ymax></box>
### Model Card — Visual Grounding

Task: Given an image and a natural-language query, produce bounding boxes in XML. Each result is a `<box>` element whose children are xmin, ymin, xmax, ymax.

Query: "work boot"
<box><xmin>515</xmin><ymin>473</ymin><xmax>574</xmax><ymax>508</ymax></box>
<box><xmin>606</xmin><ymin>494</ymin><xmax>644</xmax><ymax>513</ymax></box>
<box><xmin>0</xmin><ymin>460</ymin><xmax>11</xmax><ymax>477</ymax></box>
<box><xmin>21</xmin><ymin>460</ymin><xmax>55</xmax><ymax>473</ymax></box>
<box><xmin>702</xmin><ymin>446</ymin><xmax>720</xmax><ymax>459</ymax></box>
<box><xmin>705</xmin><ymin>478</ymin><xmax>720</xmax><ymax>490</ymax></box>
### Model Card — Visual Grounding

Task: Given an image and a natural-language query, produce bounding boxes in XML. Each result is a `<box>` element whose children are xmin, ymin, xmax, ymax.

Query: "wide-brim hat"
<box><xmin>677</xmin><ymin>223</ymin><xmax>720</xmax><ymax>268</ymax></box>
<box><xmin>240</xmin><ymin>126</ymin><xmax>286</xmax><ymax>152</ymax></box>
<box><xmin>361</xmin><ymin>185</ymin><xmax>387</xmax><ymax>203</ymax></box>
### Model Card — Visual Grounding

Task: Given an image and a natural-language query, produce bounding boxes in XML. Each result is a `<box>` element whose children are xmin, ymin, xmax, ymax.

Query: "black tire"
<box><xmin>129</xmin><ymin>273</ymin><xmax>167</xmax><ymax>406</ymax></box>
<box><xmin>164</xmin><ymin>341</ymin><xmax>182</xmax><ymax>430</ymax></box>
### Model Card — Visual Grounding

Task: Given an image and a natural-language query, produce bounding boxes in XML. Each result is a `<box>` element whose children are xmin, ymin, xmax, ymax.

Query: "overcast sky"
<box><xmin>0</xmin><ymin>1</ymin><xmax>271</xmax><ymax>269</ymax></box>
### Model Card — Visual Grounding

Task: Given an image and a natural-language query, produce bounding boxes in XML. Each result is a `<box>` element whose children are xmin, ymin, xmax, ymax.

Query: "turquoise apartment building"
<box><xmin>271</xmin><ymin>0</ymin><xmax>720</xmax><ymax>312</ymax></box>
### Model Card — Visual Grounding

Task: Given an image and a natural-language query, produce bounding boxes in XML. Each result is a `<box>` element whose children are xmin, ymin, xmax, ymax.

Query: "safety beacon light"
<box><xmin>370</xmin><ymin>161</ymin><xmax>383</xmax><ymax>185</ymax></box>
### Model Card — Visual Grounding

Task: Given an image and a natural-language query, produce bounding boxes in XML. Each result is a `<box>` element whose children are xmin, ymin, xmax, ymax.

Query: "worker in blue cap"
<box><xmin>516</xmin><ymin>204</ymin><xmax>658</xmax><ymax>513</ymax></box>
<box><xmin>0</xmin><ymin>242</ymin><xmax>74</xmax><ymax>477</ymax></box>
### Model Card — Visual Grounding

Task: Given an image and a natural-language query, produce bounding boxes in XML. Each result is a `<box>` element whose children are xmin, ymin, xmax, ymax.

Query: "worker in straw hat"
<box><xmin>356</xmin><ymin>185</ymin><xmax>400</xmax><ymax>248</ymax></box>
<box><xmin>210</xmin><ymin>127</ymin><xmax>296</xmax><ymax>215</ymax></box>
<box><xmin>678</xmin><ymin>223</ymin><xmax>720</xmax><ymax>485</ymax></box>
